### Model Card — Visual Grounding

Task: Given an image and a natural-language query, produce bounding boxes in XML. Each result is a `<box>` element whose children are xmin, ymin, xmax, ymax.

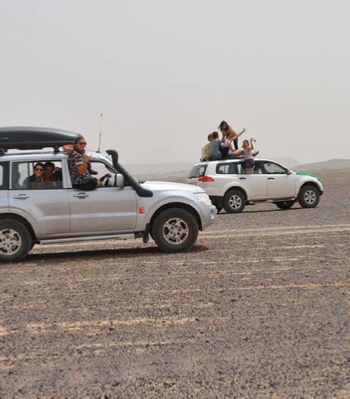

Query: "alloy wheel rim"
<box><xmin>162</xmin><ymin>217</ymin><xmax>189</xmax><ymax>245</ymax></box>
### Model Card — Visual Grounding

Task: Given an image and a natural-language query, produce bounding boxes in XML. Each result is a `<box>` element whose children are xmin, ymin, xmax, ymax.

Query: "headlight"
<box><xmin>194</xmin><ymin>192</ymin><xmax>212</xmax><ymax>206</ymax></box>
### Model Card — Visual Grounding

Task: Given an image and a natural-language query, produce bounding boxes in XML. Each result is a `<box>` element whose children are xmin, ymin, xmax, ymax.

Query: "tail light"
<box><xmin>198</xmin><ymin>176</ymin><xmax>214</xmax><ymax>182</ymax></box>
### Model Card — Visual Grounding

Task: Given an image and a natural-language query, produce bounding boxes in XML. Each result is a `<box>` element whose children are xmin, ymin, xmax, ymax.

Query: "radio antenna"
<box><xmin>97</xmin><ymin>112</ymin><xmax>103</xmax><ymax>152</ymax></box>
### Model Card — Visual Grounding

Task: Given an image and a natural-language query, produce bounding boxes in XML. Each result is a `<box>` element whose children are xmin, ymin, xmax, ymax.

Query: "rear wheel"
<box><xmin>275</xmin><ymin>200</ymin><xmax>295</xmax><ymax>210</ymax></box>
<box><xmin>0</xmin><ymin>219</ymin><xmax>32</xmax><ymax>262</ymax></box>
<box><xmin>152</xmin><ymin>208</ymin><xmax>198</xmax><ymax>252</ymax></box>
<box><xmin>224</xmin><ymin>190</ymin><xmax>246</xmax><ymax>213</ymax></box>
<box><xmin>298</xmin><ymin>185</ymin><xmax>320</xmax><ymax>208</ymax></box>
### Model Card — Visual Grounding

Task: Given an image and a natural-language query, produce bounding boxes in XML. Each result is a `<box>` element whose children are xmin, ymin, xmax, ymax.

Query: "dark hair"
<box><xmin>74</xmin><ymin>135</ymin><xmax>85</xmax><ymax>144</ymax></box>
<box><xmin>218</xmin><ymin>121</ymin><xmax>229</xmax><ymax>132</ymax></box>
<box><xmin>212</xmin><ymin>131</ymin><xmax>219</xmax><ymax>139</ymax></box>
<box><xmin>44</xmin><ymin>161</ymin><xmax>55</xmax><ymax>170</ymax></box>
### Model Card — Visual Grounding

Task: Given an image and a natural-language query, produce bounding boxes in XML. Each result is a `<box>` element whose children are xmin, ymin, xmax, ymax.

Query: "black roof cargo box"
<box><xmin>0</xmin><ymin>126</ymin><xmax>82</xmax><ymax>152</ymax></box>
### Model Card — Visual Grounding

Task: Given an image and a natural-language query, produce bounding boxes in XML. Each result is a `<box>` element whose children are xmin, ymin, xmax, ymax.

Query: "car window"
<box><xmin>253</xmin><ymin>161</ymin><xmax>262</xmax><ymax>174</ymax></box>
<box><xmin>261</xmin><ymin>162</ymin><xmax>288</xmax><ymax>174</ymax></box>
<box><xmin>11</xmin><ymin>161</ymin><xmax>63</xmax><ymax>189</ymax></box>
<box><xmin>237</xmin><ymin>162</ymin><xmax>248</xmax><ymax>174</ymax></box>
<box><xmin>188</xmin><ymin>164</ymin><xmax>207</xmax><ymax>178</ymax></box>
<box><xmin>0</xmin><ymin>163</ymin><xmax>4</xmax><ymax>189</ymax></box>
<box><xmin>216</xmin><ymin>162</ymin><xmax>238</xmax><ymax>175</ymax></box>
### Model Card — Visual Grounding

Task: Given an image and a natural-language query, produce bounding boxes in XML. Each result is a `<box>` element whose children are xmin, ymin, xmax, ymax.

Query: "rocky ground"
<box><xmin>1</xmin><ymin>169</ymin><xmax>349</xmax><ymax>398</ymax></box>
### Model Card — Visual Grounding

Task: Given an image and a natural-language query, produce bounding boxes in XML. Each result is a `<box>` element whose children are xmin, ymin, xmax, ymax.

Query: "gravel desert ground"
<box><xmin>1</xmin><ymin>169</ymin><xmax>349</xmax><ymax>398</ymax></box>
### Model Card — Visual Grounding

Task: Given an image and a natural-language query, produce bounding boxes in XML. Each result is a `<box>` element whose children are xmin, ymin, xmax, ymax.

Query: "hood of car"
<box><xmin>142</xmin><ymin>180</ymin><xmax>205</xmax><ymax>193</ymax></box>
<box><xmin>296</xmin><ymin>171</ymin><xmax>323</xmax><ymax>185</ymax></box>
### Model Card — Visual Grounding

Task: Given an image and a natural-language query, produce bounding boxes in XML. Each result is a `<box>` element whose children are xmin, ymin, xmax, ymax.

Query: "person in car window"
<box><xmin>43</xmin><ymin>162</ymin><xmax>58</xmax><ymax>182</ymax></box>
<box><xmin>43</xmin><ymin>161</ymin><xmax>63</xmax><ymax>188</ymax></box>
<box><xmin>22</xmin><ymin>162</ymin><xmax>45</xmax><ymax>189</ymax></box>
<box><xmin>242</xmin><ymin>138</ymin><xmax>256</xmax><ymax>173</ymax></box>
<box><xmin>63</xmin><ymin>137</ymin><xmax>103</xmax><ymax>190</ymax></box>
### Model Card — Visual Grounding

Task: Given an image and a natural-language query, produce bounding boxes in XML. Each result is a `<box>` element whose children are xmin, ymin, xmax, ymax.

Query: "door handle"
<box><xmin>268</xmin><ymin>177</ymin><xmax>275</xmax><ymax>180</ymax></box>
<box><xmin>13</xmin><ymin>194</ymin><xmax>29</xmax><ymax>200</ymax></box>
<box><xmin>239</xmin><ymin>177</ymin><xmax>246</xmax><ymax>180</ymax></box>
<box><xmin>73</xmin><ymin>193</ymin><xmax>89</xmax><ymax>199</ymax></box>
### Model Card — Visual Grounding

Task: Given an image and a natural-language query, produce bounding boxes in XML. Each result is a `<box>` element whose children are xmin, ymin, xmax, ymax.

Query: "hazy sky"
<box><xmin>0</xmin><ymin>0</ymin><xmax>349</xmax><ymax>165</ymax></box>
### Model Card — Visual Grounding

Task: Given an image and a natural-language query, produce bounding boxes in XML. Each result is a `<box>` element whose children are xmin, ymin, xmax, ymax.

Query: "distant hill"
<box><xmin>295</xmin><ymin>159</ymin><xmax>350</xmax><ymax>171</ymax></box>
<box><xmin>124</xmin><ymin>162</ymin><xmax>195</xmax><ymax>176</ymax></box>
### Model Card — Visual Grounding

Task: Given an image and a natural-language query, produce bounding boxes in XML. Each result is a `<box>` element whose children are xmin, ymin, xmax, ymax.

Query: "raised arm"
<box><xmin>249</xmin><ymin>137</ymin><xmax>255</xmax><ymax>151</ymax></box>
<box><xmin>62</xmin><ymin>144</ymin><xmax>73</xmax><ymax>153</ymax></box>
<box><xmin>236</xmin><ymin>128</ymin><xmax>246</xmax><ymax>139</ymax></box>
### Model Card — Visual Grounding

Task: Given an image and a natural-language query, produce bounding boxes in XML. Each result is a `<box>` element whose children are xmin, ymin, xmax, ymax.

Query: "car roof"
<box><xmin>0</xmin><ymin>150</ymin><xmax>68</xmax><ymax>162</ymax></box>
<box><xmin>0</xmin><ymin>126</ymin><xmax>81</xmax><ymax>152</ymax></box>
<box><xmin>0</xmin><ymin>149</ymin><xmax>112</xmax><ymax>163</ymax></box>
<box><xmin>195</xmin><ymin>158</ymin><xmax>275</xmax><ymax>165</ymax></box>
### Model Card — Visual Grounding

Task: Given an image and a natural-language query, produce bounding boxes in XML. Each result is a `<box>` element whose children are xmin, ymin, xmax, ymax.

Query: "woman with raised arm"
<box><xmin>218</xmin><ymin>120</ymin><xmax>246</xmax><ymax>150</ymax></box>
<box><xmin>242</xmin><ymin>138</ymin><xmax>256</xmax><ymax>173</ymax></box>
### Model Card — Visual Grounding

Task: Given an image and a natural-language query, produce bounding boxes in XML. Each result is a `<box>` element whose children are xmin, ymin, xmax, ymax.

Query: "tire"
<box><xmin>223</xmin><ymin>190</ymin><xmax>246</xmax><ymax>213</ymax></box>
<box><xmin>275</xmin><ymin>200</ymin><xmax>295</xmax><ymax>210</ymax></box>
<box><xmin>152</xmin><ymin>208</ymin><xmax>199</xmax><ymax>253</ymax></box>
<box><xmin>0</xmin><ymin>219</ymin><xmax>33</xmax><ymax>262</ymax></box>
<box><xmin>298</xmin><ymin>185</ymin><xmax>320</xmax><ymax>208</ymax></box>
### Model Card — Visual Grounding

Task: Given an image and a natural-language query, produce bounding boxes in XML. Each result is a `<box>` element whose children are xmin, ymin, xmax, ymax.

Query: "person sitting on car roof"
<box><xmin>225</xmin><ymin>132</ymin><xmax>244</xmax><ymax>159</ymax></box>
<box><xmin>200</xmin><ymin>133</ymin><xmax>214</xmax><ymax>161</ymax></box>
<box><xmin>218</xmin><ymin>120</ymin><xmax>246</xmax><ymax>150</ymax></box>
<box><xmin>208</xmin><ymin>131</ymin><xmax>222</xmax><ymax>161</ymax></box>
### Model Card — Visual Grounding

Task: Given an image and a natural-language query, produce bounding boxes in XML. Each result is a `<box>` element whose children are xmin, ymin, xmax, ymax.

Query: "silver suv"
<box><xmin>187</xmin><ymin>158</ymin><xmax>324</xmax><ymax>213</ymax></box>
<box><xmin>0</xmin><ymin>127</ymin><xmax>216</xmax><ymax>262</ymax></box>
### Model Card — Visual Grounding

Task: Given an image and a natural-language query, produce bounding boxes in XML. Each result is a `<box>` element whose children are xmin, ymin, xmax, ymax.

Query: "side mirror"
<box><xmin>115</xmin><ymin>173</ymin><xmax>124</xmax><ymax>187</ymax></box>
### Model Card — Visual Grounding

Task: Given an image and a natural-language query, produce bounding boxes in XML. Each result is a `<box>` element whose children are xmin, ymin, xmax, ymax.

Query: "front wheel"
<box><xmin>224</xmin><ymin>190</ymin><xmax>246</xmax><ymax>213</ymax></box>
<box><xmin>0</xmin><ymin>219</ymin><xmax>33</xmax><ymax>262</ymax></box>
<box><xmin>275</xmin><ymin>200</ymin><xmax>295</xmax><ymax>210</ymax></box>
<box><xmin>152</xmin><ymin>208</ymin><xmax>198</xmax><ymax>253</ymax></box>
<box><xmin>298</xmin><ymin>185</ymin><xmax>320</xmax><ymax>208</ymax></box>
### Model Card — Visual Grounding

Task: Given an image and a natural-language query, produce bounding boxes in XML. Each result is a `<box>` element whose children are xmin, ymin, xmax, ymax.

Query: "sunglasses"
<box><xmin>35</xmin><ymin>168</ymin><xmax>44</xmax><ymax>171</ymax></box>
<box><xmin>78</xmin><ymin>142</ymin><xmax>87</xmax><ymax>145</ymax></box>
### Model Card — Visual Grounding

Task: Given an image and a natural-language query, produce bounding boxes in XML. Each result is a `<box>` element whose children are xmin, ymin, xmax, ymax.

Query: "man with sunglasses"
<box><xmin>63</xmin><ymin>137</ymin><xmax>103</xmax><ymax>190</ymax></box>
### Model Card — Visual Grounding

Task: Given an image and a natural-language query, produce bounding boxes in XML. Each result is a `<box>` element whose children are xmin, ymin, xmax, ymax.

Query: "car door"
<box><xmin>67</xmin><ymin>159</ymin><xmax>138</xmax><ymax>234</ymax></box>
<box><xmin>9</xmin><ymin>161</ymin><xmax>70</xmax><ymax>236</ymax></box>
<box><xmin>68</xmin><ymin>185</ymin><xmax>137</xmax><ymax>233</ymax></box>
<box><xmin>260</xmin><ymin>161</ymin><xmax>296</xmax><ymax>198</ymax></box>
<box><xmin>235</xmin><ymin>161</ymin><xmax>268</xmax><ymax>200</ymax></box>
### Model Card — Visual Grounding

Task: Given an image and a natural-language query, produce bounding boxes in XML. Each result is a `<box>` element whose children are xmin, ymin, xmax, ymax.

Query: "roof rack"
<box><xmin>0</xmin><ymin>126</ymin><xmax>82</xmax><ymax>154</ymax></box>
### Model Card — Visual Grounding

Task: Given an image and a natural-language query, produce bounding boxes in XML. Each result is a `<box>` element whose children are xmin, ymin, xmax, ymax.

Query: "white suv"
<box><xmin>186</xmin><ymin>158</ymin><xmax>324</xmax><ymax>213</ymax></box>
<box><xmin>0</xmin><ymin>126</ymin><xmax>217</xmax><ymax>262</ymax></box>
